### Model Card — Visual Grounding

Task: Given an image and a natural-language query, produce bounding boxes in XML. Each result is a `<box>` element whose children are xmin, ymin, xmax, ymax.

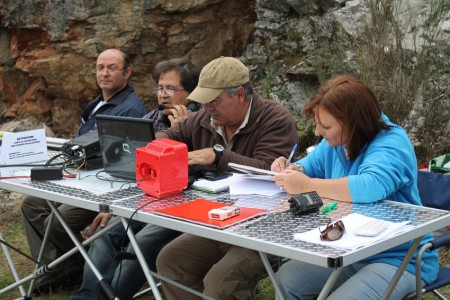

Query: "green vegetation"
<box><xmin>309</xmin><ymin>0</ymin><xmax>450</xmax><ymax>164</ymax></box>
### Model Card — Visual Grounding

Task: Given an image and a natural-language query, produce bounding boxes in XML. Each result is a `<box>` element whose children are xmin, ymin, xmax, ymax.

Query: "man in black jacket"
<box><xmin>21</xmin><ymin>48</ymin><xmax>147</xmax><ymax>293</ymax></box>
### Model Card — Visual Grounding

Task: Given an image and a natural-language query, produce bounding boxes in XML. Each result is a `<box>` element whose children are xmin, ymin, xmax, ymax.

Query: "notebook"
<box><xmin>95</xmin><ymin>115</ymin><xmax>155</xmax><ymax>180</ymax></box>
<box><xmin>154</xmin><ymin>198</ymin><xmax>268</xmax><ymax>229</ymax></box>
<box><xmin>191</xmin><ymin>177</ymin><xmax>230</xmax><ymax>193</ymax></box>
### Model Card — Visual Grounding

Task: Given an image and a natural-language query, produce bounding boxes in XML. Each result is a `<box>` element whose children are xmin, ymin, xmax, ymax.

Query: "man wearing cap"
<box><xmin>155</xmin><ymin>56</ymin><xmax>298</xmax><ymax>300</ymax></box>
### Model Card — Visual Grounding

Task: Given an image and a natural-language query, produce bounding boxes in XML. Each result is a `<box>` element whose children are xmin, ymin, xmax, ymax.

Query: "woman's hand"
<box><xmin>271</xmin><ymin>156</ymin><xmax>288</xmax><ymax>172</ymax></box>
<box><xmin>273</xmin><ymin>169</ymin><xmax>311</xmax><ymax>194</ymax></box>
<box><xmin>271</xmin><ymin>157</ymin><xmax>303</xmax><ymax>173</ymax></box>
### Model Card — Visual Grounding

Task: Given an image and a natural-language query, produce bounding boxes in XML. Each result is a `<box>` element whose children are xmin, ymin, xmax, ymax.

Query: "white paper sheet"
<box><xmin>293</xmin><ymin>213</ymin><xmax>413</xmax><ymax>251</ymax></box>
<box><xmin>0</xmin><ymin>129</ymin><xmax>48</xmax><ymax>165</ymax></box>
<box><xmin>229</xmin><ymin>173</ymin><xmax>285</xmax><ymax>196</ymax></box>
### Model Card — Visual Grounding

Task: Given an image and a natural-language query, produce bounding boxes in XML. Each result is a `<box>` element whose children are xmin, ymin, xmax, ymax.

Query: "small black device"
<box><xmin>158</xmin><ymin>102</ymin><xmax>201</xmax><ymax>126</ymax></box>
<box><xmin>203</xmin><ymin>170</ymin><xmax>229</xmax><ymax>181</ymax></box>
<box><xmin>289</xmin><ymin>191</ymin><xmax>323</xmax><ymax>215</ymax></box>
<box><xmin>30</xmin><ymin>167</ymin><xmax>63</xmax><ymax>181</ymax></box>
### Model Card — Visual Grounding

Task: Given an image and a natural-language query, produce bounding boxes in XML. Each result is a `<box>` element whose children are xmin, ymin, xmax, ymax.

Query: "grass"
<box><xmin>1</xmin><ymin>194</ymin><xmax>449</xmax><ymax>300</ymax></box>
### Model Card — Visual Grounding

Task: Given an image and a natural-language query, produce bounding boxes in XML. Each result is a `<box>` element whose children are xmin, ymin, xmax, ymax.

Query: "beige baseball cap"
<box><xmin>188</xmin><ymin>56</ymin><xmax>250</xmax><ymax>104</ymax></box>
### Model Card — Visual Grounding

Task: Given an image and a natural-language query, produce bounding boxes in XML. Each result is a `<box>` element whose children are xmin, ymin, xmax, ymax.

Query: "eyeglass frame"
<box><xmin>319</xmin><ymin>219</ymin><xmax>346</xmax><ymax>241</ymax></box>
<box><xmin>153</xmin><ymin>87</ymin><xmax>185</xmax><ymax>96</ymax></box>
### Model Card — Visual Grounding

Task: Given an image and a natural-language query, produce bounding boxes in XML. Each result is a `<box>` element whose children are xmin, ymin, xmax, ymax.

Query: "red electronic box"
<box><xmin>136</xmin><ymin>138</ymin><xmax>188</xmax><ymax>198</ymax></box>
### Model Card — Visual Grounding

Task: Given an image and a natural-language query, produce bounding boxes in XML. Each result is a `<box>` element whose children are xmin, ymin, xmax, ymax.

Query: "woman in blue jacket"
<box><xmin>271</xmin><ymin>75</ymin><xmax>438</xmax><ymax>300</ymax></box>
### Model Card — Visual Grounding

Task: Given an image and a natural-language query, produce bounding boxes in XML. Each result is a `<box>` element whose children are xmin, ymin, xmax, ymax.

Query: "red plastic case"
<box><xmin>136</xmin><ymin>138</ymin><xmax>188</xmax><ymax>198</ymax></box>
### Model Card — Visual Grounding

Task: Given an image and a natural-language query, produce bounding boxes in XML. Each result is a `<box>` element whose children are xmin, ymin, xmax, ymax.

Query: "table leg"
<box><xmin>0</xmin><ymin>233</ymin><xmax>26</xmax><ymax>297</ymax></box>
<box><xmin>0</xmin><ymin>217</ymin><xmax>121</xmax><ymax>297</ymax></box>
<box><xmin>381</xmin><ymin>237</ymin><xmax>422</xmax><ymax>300</ymax></box>
<box><xmin>46</xmin><ymin>201</ymin><xmax>120</xmax><ymax>299</ymax></box>
<box><xmin>120</xmin><ymin>217</ymin><xmax>163</xmax><ymax>300</ymax></box>
<box><xmin>317</xmin><ymin>267</ymin><xmax>343</xmax><ymax>300</ymax></box>
<box><xmin>29</xmin><ymin>207</ymin><xmax>56</xmax><ymax>295</ymax></box>
<box><xmin>259</xmin><ymin>252</ymin><xmax>285</xmax><ymax>300</ymax></box>
<box><xmin>149</xmin><ymin>271</ymin><xmax>216</xmax><ymax>300</ymax></box>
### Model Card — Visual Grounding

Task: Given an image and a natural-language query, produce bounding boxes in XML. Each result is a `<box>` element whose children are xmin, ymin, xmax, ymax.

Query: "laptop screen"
<box><xmin>95</xmin><ymin>115</ymin><xmax>155</xmax><ymax>180</ymax></box>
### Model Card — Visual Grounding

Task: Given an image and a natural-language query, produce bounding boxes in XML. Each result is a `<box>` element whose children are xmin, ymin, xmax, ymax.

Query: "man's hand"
<box><xmin>90</xmin><ymin>212</ymin><xmax>112</xmax><ymax>236</ymax></box>
<box><xmin>188</xmin><ymin>148</ymin><xmax>215</xmax><ymax>165</ymax></box>
<box><xmin>163</xmin><ymin>104</ymin><xmax>190</xmax><ymax>126</ymax></box>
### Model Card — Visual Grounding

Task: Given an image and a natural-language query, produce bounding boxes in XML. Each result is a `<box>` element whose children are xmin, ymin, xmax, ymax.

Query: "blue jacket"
<box><xmin>297</xmin><ymin>113</ymin><xmax>439</xmax><ymax>284</ymax></box>
<box><xmin>77</xmin><ymin>85</ymin><xmax>147</xmax><ymax>136</ymax></box>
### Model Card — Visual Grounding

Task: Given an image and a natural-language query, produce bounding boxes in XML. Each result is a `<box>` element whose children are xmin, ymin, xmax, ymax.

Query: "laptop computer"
<box><xmin>95</xmin><ymin>115</ymin><xmax>155</xmax><ymax>180</ymax></box>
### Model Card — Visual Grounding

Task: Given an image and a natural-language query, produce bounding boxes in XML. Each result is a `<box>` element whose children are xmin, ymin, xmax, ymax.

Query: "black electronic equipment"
<box><xmin>289</xmin><ymin>191</ymin><xmax>323</xmax><ymax>215</ymax></box>
<box><xmin>203</xmin><ymin>170</ymin><xmax>229</xmax><ymax>181</ymax></box>
<box><xmin>61</xmin><ymin>130</ymin><xmax>100</xmax><ymax>159</ymax></box>
<box><xmin>30</xmin><ymin>167</ymin><xmax>63</xmax><ymax>181</ymax></box>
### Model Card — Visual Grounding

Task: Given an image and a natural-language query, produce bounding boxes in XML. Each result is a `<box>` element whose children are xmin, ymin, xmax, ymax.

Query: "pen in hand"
<box><xmin>285</xmin><ymin>144</ymin><xmax>298</xmax><ymax>168</ymax></box>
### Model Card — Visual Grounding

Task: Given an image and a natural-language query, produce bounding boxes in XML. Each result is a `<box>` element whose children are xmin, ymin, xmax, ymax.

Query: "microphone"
<box><xmin>158</xmin><ymin>104</ymin><xmax>166</xmax><ymax>111</ymax></box>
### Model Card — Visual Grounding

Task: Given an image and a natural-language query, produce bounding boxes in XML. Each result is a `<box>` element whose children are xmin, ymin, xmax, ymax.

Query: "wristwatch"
<box><xmin>213</xmin><ymin>144</ymin><xmax>224</xmax><ymax>165</ymax></box>
<box><xmin>291</xmin><ymin>163</ymin><xmax>306</xmax><ymax>174</ymax></box>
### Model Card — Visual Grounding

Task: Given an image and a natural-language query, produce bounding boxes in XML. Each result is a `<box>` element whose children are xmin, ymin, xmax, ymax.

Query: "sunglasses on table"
<box><xmin>319</xmin><ymin>219</ymin><xmax>346</xmax><ymax>241</ymax></box>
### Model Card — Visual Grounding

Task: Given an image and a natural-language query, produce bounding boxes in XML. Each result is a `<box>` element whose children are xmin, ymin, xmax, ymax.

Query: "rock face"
<box><xmin>0</xmin><ymin>0</ymin><xmax>257</xmax><ymax>136</ymax></box>
<box><xmin>0</xmin><ymin>0</ymin><xmax>449</xmax><ymax>158</ymax></box>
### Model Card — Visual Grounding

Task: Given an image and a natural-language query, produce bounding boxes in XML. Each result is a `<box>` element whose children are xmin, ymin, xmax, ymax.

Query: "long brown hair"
<box><xmin>303</xmin><ymin>75</ymin><xmax>391</xmax><ymax>160</ymax></box>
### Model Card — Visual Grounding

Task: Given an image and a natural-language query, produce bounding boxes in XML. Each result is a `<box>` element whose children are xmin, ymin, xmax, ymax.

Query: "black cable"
<box><xmin>0</xmin><ymin>236</ymin><xmax>39</xmax><ymax>264</ymax></box>
<box><xmin>44</xmin><ymin>152</ymin><xmax>73</xmax><ymax>167</ymax></box>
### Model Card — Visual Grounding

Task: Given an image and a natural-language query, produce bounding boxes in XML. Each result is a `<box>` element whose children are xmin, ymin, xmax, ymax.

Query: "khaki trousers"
<box><xmin>156</xmin><ymin>233</ymin><xmax>264</xmax><ymax>300</ymax></box>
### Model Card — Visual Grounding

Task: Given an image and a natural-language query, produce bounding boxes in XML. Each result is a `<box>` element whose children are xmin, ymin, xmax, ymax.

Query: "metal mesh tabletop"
<box><xmin>109</xmin><ymin>189</ymin><xmax>449</xmax><ymax>267</ymax></box>
<box><xmin>1</xmin><ymin>175</ymin><xmax>448</xmax><ymax>267</ymax></box>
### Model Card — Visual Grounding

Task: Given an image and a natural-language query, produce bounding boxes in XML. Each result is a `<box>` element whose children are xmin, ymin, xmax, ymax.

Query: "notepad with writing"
<box><xmin>154</xmin><ymin>199</ymin><xmax>268</xmax><ymax>229</ymax></box>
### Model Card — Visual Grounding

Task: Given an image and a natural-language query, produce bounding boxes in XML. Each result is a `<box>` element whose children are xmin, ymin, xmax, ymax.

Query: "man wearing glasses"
<box><xmin>143</xmin><ymin>58</ymin><xmax>202</xmax><ymax>131</ymax></box>
<box><xmin>21</xmin><ymin>48</ymin><xmax>147</xmax><ymax>294</ymax></box>
<box><xmin>70</xmin><ymin>58</ymin><xmax>202</xmax><ymax>300</ymax></box>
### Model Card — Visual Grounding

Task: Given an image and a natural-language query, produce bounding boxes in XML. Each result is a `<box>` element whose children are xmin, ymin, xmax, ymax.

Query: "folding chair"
<box><xmin>404</xmin><ymin>171</ymin><xmax>450</xmax><ymax>300</ymax></box>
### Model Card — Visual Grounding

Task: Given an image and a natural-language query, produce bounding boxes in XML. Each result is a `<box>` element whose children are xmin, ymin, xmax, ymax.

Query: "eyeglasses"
<box><xmin>153</xmin><ymin>87</ymin><xmax>185</xmax><ymax>96</ymax></box>
<box><xmin>319</xmin><ymin>219</ymin><xmax>345</xmax><ymax>241</ymax></box>
<box><xmin>95</xmin><ymin>66</ymin><xmax>127</xmax><ymax>73</ymax></box>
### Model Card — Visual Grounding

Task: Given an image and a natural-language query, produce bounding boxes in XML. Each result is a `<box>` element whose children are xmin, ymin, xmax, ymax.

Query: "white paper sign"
<box><xmin>0</xmin><ymin>129</ymin><xmax>48</xmax><ymax>165</ymax></box>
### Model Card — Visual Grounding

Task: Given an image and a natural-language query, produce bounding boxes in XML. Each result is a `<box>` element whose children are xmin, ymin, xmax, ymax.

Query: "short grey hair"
<box><xmin>224</xmin><ymin>82</ymin><xmax>253</xmax><ymax>101</ymax></box>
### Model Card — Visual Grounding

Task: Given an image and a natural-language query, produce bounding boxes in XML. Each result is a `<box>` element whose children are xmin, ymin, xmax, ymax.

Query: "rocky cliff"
<box><xmin>0</xmin><ymin>0</ymin><xmax>257</xmax><ymax>136</ymax></box>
